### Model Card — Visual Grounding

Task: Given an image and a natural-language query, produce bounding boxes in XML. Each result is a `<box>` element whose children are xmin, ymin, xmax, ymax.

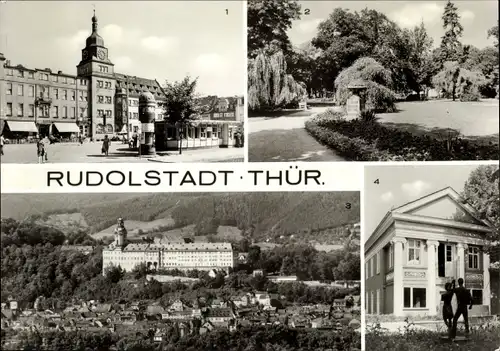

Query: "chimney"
<box><xmin>6</xmin><ymin>60</ymin><xmax>11</xmax><ymax>66</ymax></box>
<box><xmin>58</xmin><ymin>71</ymin><xmax>62</xmax><ymax>74</ymax></box>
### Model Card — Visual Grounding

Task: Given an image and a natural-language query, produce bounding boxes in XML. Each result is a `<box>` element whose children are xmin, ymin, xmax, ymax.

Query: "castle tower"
<box><xmin>114</xmin><ymin>217</ymin><xmax>127</xmax><ymax>247</ymax></box>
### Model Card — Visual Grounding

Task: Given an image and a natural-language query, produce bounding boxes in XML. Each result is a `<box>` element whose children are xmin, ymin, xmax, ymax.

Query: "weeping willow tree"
<box><xmin>335</xmin><ymin>57</ymin><xmax>397</xmax><ymax>113</ymax></box>
<box><xmin>248</xmin><ymin>50</ymin><xmax>306</xmax><ymax>111</ymax></box>
<box><xmin>432</xmin><ymin>61</ymin><xmax>487</xmax><ymax>101</ymax></box>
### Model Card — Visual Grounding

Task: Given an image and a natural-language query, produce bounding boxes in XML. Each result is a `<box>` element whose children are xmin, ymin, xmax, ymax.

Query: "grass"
<box><xmin>378</xmin><ymin>100</ymin><xmax>499</xmax><ymax>139</ymax></box>
<box><xmin>248</xmin><ymin>109</ymin><xmax>314</xmax><ymax>118</ymax></box>
<box><xmin>249</xmin><ymin>128</ymin><xmax>346</xmax><ymax>162</ymax></box>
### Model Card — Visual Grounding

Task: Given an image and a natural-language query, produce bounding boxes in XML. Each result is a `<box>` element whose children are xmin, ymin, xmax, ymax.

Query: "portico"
<box><xmin>365</xmin><ymin>187</ymin><xmax>494</xmax><ymax>317</ymax></box>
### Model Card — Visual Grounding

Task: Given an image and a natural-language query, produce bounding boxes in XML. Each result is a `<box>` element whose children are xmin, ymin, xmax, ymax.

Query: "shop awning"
<box><xmin>52</xmin><ymin>122</ymin><xmax>80</xmax><ymax>133</ymax></box>
<box><xmin>6</xmin><ymin>121</ymin><xmax>38</xmax><ymax>133</ymax></box>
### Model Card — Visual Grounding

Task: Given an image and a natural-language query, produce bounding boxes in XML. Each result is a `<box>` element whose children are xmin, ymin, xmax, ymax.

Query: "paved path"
<box><xmin>248</xmin><ymin>107</ymin><xmax>345</xmax><ymax>162</ymax></box>
<box><xmin>0</xmin><ymin>142</ymin><xmax>243</xmax><ymax>163</ymax></box>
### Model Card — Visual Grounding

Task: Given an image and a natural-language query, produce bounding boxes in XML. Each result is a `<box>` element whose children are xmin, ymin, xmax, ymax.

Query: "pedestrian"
<box><xmin>133</xmin><ymin>133</ymin><xmax>138</xmax><ymax>149</ymax></box>
<box><xmin>449</xmin><ymin>277</ymin><xmax>473</xmax><ymax>339</ymax></box>
<box><xmin>0</xmin><ymin>134</ymin><xmax>5</xmax><ymax>156</ymax></box>
<box><xmin>102</xmin><ymin>135</ymin><xmax>110</xmax><ymax>156</ymax></box>
<box><xmin>78</xmin><ymin>134</ymin><xmax>83</xmax><ymax>145</ymax></box>
<box><xmin>37</xmin><ymin>139</ymin><xmax>45</xmax><ymax>164</ymax></box>
<box><xmin>441</xmin><ymin>280</ymin><xmax>455</xmax><ymax>329</ymax></box>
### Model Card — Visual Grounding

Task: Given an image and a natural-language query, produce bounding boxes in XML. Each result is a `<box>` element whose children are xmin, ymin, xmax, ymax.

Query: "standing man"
<box><xmin>449</xmin><ymin>278</ymin><xmax>473</xmax><ymax>339</ymax></box>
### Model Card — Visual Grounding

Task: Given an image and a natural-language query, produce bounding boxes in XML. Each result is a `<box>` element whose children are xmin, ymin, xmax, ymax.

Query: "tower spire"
<box><xmin>92</xmin><ymin>6</ymin><xmax>98</xmax><ymax>32</ymax></box>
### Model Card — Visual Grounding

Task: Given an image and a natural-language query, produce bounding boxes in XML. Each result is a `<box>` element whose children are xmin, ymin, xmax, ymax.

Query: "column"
<box><xmin>427</xmin><ymin>240</ymin><xmax>439</xmax><ymax>315</ymax></box>
<box><xmin>221</xmin><ymin>124</ymin><xmax>229</xmax><ymax>147</ymax></box>
<box><xmin>457</xmin><ymin>243</ymin><xmax>467</xmax><ymax>281</ymax></box>
<box><xmin>483</xmin><ymin>252</ymin><xmax>491</xmax><ymax>313</ymax></box>
<box><xmin>392</xmin><ymin>237</ymin><xmax>407</xmax><ymax>316</ymax></box>
<box><xmin>138</xmin><ymin>92</ymin><xmax>156</xmax><ymax>157</ymax></box>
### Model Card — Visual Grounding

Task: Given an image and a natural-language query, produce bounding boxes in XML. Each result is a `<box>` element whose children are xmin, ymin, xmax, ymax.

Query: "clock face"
<box><xmin>97</xmin><ymin>49</ymin><xmax>106</xmax><ymax>60</ymax></box>
<box><xmin>82</xmin><ymin>50</ymin><xmax>88</xmax><ymax>60</ymax></box>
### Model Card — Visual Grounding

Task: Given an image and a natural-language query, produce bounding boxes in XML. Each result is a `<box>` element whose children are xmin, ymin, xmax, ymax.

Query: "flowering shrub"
<box><xmin>305</xmin><ymin>113</ymin><xmax>499</xmax><ymax>161</ymax></box>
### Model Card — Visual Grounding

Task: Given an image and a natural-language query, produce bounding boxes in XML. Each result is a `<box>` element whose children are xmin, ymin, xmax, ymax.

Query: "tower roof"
<box><xmin>86</xmin><ymin>11</ymin><xmax>105</xmax><ymax>47</ymax></box>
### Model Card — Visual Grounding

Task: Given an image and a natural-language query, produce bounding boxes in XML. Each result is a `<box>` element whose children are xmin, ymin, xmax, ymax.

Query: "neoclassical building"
<box><xmin>102</xmin><ymin>219</ymin><xmax>234</xmax><ymax>275</ymax></box>
<box><xmin>365</xmin><ymin>187</ymin><xmax>497</xmax><ymax>317</ymax></box>
<box><xmin>0</xmin><ymin>13</ymin><xmax>243</xmax><ymax>144</ymax></box>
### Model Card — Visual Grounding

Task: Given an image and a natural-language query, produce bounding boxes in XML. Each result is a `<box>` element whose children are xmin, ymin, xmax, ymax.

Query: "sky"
<box><xmin>288</xmin><ymin>1</ymin><xmax>498</xmax><ymax>49</ymax></box>
<box><xmin>0</xmin><ymin>1</ymin><xmax>245</xmax><ymax>97</ymax></box>
<box><xmin>364</xmin><ymin>164</ymin><xmax>490</xmax><ymax>241</ymax></box>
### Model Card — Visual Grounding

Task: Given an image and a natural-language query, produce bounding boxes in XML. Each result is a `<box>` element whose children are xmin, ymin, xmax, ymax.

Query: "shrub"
<box><xmin>360</xmin><ymin>109</ymin><xmax>377</xmax><ymax>123</ymax></box>
<box><xmin>335</xmin><ymin>57</ymin><xmax>397</xmax><ymax>112</ymax></box>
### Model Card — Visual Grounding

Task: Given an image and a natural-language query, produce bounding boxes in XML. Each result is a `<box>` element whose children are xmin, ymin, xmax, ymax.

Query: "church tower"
<box><xmin>114</xmin><ymin>218</ymin><xmax>128</xmax><ymax>248</ymax></box>
<box><xmin>76</xmin><ymin>11</ymin><xmax>116</xmax><ymax>141</ymax></box>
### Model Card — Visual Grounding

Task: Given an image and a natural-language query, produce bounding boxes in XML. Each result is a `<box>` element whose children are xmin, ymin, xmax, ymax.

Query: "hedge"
<box><xmin>305</xmin><ymin>113</ymin><xmax>499</xmax><ymax>161</ymax></box>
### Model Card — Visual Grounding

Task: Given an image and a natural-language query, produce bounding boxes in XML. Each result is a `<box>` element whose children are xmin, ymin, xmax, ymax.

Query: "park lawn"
<box><xmin>378</xmin><ymin>100</ymin><xmax>499</xmax><ymax>141</ymax></box>
<box><xmin>249</xmin><ymin>128</ymin><xmax>345</xmax><ymax>162</ymax></box>
<box><xmin>248</xmin><ymin>109</ymin><xmax>314</xmax><ymax>118</ymax></box>
<box><xmin>366</xmin><ymin>325</ymin><xmax>500</xmax><ymax>351</ymax></box>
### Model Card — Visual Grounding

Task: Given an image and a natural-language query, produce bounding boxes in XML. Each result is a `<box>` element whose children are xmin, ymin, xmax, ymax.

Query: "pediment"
<box><xmin>393</xmin><ymin>187</ymin><xmax>487</xmax><ymax>227</ymax></box>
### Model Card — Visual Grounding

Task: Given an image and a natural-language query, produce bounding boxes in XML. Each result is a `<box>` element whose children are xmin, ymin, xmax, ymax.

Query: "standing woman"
<box><xmin>102</xmin><ymin>135</ymin><xmax>110</xmax><ymax>156</ymax></box>
<box><xmin>441</xmin><ymin>279</ymin><xmax>455</xmax><ymax>329</ymax></box>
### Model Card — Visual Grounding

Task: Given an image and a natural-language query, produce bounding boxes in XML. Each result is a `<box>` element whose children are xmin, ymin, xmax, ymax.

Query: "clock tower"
<box><xmin>76</xmin><ymin>11</ymin><xmax>116</xmax><ymax>141</ymax></box>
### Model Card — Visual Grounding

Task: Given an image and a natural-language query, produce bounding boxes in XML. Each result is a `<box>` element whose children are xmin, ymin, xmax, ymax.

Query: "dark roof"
<box><xmin>114</xmin><ymin>73</ymin><xmax>165</xmax><ymax>100</ymax></box>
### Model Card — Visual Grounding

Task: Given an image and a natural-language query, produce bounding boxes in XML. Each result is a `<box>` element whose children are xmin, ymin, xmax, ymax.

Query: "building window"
<box><xmin>54</xmin><ymin>89</ymin><xmax>58</xmax><ymax>100</ymax></box>
<box><xmin>6</xmin><ymin>103</ymin><xmax>12</xmax><ymax>116</ymax></box>
<box><xmin>28</xmin><ymin>85</ymin><xmax>34</xmax><ymax>97</ymax></box>
<box><xmin>53</xmin><ymin>106</ymin><xmax>59</xmax><ymax>118</ymax></box>
<box><xmin>70</xmin><ymin>107</ymin><xmax>76</xmax><ymax>119</ymax></box>
<box><xmin>17</xmin><ymin>104</ymin><xmax>23</xmax><ymax>117</ymax></box>
<box><xmin>106</xmin><ymin>96</ymin><xmax>112</xmax><ymax>104</ymax></box>
<box><xmin>98</xmin><ymin>109</ymin><xmax>104</xmax><ymax>117</ymax></box>
<box><xmin>99</xmin><ymin>65</ymin><xmax>109</xmax><ymax>73</ymax></box>
<box><xmin>376</xmin><ymin>252</ymin><xmax>380</xmax><ymax>274</ymax></box>
<box><xmin>133</xmin><ymin>112</ymin><xmax>138</xmax><ymax>119</ymax></box>
<box><xmin>17</xmin><ymin>84</ymin><xmax>23</xmax><ymax>96</ymax></box>
<box><xmin>370</xmin><ymin>257</ymin><xmax>374</xmax><ymax>277</ymax></box>
<box><xmin>105</xmin><ymin>81</ymin><xmax>111</xmax><ymax>89</ymax></box>
<box><xmin>446</xmin><ymin>245</ymin><xmax>453</xmax><ymax>262</ymax></box>
<box><xmin>98</xmin><ymin>96</ymin><xmax>104</xmax><ymax>103</ymax></box>
<box><xmin>376</xmin><ymin>289</ymin><xmax>380</xmax><ymax>314</ymax></box>
<box><xmin>63</xmin><ymin>90</ymin><xmax>68</xmax><ymax>100</ymax></box>
<box><xmin>62</xmin><ymin>77</ymin><xmax>67</xmax><ymax>84</ymax></box>
<box><xmin>52</xmin><ymin>75</ymin><xmax>58</xmax><ymax>82</ymax></box>
<box><xmin>404</xmin><ymin>287</ymin><xmax>426</xmax><ymax>308</ymax></box>
<box><xmin>68</xmin><ymin>78</ymin><xmax>75</xmax><ymax>85</ymax></box>
<box><xmin>71</xmin><ymin>91</ymin><xmax>75</xmax><ymax>101</ymax></box>
<box><xmin>17</xmin><ymin>70</ymin><xmax>24</xmax><ymax>78</ymax></box>
<box><xmin>80</xmin><ymin>79</ymin><xmax>87</xmax><ymax>86</ymax></box>
<box><xmin>6</xmin><ymin>68</ymin><xmax>13</xmax><ymax>76</ymax></box>
<box><xmin>388</xmin><ymin>244</ymin><xmax>394</xmax><ymax>269</ymax></box>
<box><xmin>200</xmin><ymin>127</ymin><xmax>206</xmax><ymax>138</ymax></box>
<box><xmin>468</xmin><ymin>247</ymin><xmax>480</xmax><ymax>269</ymax></box>
<box><xmin>407</xmin><ymin>239</ymin><xmax>421</xmax><ymax>265</ymax></box>
<box><xmin>6</xmin><ymin>83</ymin><xmax>12</xmax><ymax>95</ymax></box>
<box><xmin>83</xmin><ymin>92</ymin><xmax>88</xmax><ymax>102</ymax></box>
<box><xmin>28</xmin><ymin>72</ymin><xmax>34</xmax><ymax>79</ymax></box>
<box><xmin>97</xmin><ymin>80</ymin><xmax>103</xmax><ymax>88</ymax></box>
<box><xmin>106</xmin><ymin>110</ymin><xmax>112</xmax><ymax>117</ymax></box>
<box><xmin>28</xmin><ymin>104</ymin><xmax>34</xmax><ymax>117</ymax></box>
<box><xmin>39</xmin><ymin>73</ymin><xmax>48</xmax><ymax>81</ymax></box>
<box><xmin>80</xmin><ymin>107</ymin><xmax>86</xmax><ymax>118</ymax></box>
<box><xmin>471</xmin><ymin>289</ymin><xmax>483</xmax><ymax>305</ymax></box>
<box><xmin>62</xmin><ymin>106</ymin><xmax>67</xmax><ymax>118</ymax></box>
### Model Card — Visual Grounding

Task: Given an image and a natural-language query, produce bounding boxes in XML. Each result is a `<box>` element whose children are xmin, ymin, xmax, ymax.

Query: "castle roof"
<box><xmin>106</xmin><ymin>242</ymin><xmax>232</xmax><ymax>252</ymax></box>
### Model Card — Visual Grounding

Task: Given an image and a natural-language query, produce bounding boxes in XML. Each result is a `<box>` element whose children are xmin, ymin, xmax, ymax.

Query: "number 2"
<box><xmin>304</xmin><ymin>9</ymin><xmax>310</xmax><ymax>15</ymax></box>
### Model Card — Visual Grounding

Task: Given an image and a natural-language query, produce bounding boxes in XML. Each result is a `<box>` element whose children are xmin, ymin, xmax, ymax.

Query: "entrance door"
<box><xmin>438</xmin><ymin>243</ymin><xmax>445</xmax><ymax>277</ymax></box>
<box><xmin>444</xmin><ymin>244</ymin><xmax>454</xmax><ymax>277</ymax></box>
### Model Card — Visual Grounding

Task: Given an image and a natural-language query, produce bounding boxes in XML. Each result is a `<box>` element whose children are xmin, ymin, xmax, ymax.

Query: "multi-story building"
<box><xmin>1</xmin><ymin>13</ymin><xmax>242</xmax><ymax>144</ymax></box>
<box><xmin>102</xmin><ymin>220</ymin><xmax>234</xmax><ymax>275</ymax></box>
<box><xmin>365</xmin><ymin>187</ymin><xmax>497</xmax><ymax>317</ymax></box>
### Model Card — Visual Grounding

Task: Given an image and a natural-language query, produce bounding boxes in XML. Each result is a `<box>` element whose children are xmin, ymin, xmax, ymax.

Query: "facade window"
<box><xmin>407</xmin><ymin>239</ymin><xmax>421</xmax><ymax>265</ymax></box>
<box><xmin>6</xmin><ymin>83</ymin><xmax>12</xmax><ymax>95</ymax></box>
<box><xmin>39</xmin><ymin>73</ymin><xmax>48</xmax><ymax>81</ymax></box>
<box><xmin>106</xmin><ymin>110</ymin><xmax>112</xmax><ymax>117</ymax></box>
<box><xmin>83</xmin><ymin>92</ymin><xmax>88</xmax><ymax>101</ymax></box>
<box><xmin>376</xmin><ymin>252</ymin><xmax>380</xmax><ymax>274</ymax></box>
<box><xmin>62</xmin><ymin>106</ymin><xmax>67</xmax><ymax>118</ymax></box>
<box><xmin>376</xmin><ymin>289</ymin><xmax>380</xmax><ymax>314</ymax></box>
<box><xmin>63</xmin><ymin>90</ymin><xmax>68</xmax><ymax>100</ymax></box>
<box><xmin>106</xmin><ymin>96</ymin><xmax>112</xmax><ymax>104</ymax></box>
<box><xmin>404</xmin><ymin>287</ymin><xmax>426</xmax><ymax>308</ymax></box>
<box><xmin>446</xmin><ymin>245</ymin><xmax>453</xmax><ymax>262</ymax></box>
<box><xmin>28</xmin><ymin>104</ymin><xmax>34</xmax><ymax>117</ymax></box>
<box><xmin>53</xmin><ymin>106</ymin><xmax>59</xmax><ymax>118</ymax></box>
<box><xmin>97</xmin><ymin>80</ymin><xmax>104</xmax><ymax>88</ymax></box>
<box><xmin>69</xmin><ymin>78</ymin><xmax>75</xmax><ymax>84</ymax></box>
<box><xmin>28</xmin><ymin>72</ymin><xmax>34</xmax><ymax>79</ymax></box>
<box><xmin>133</xmin><ymin>112</ymin><xmax>138</xmax><ymax>119</ymax></box>
<box><xmin>6</xmin><ymin>103</ymin><xmax>12</xmax><ymax>116</ymax></box>
<box><xmin>98</xmin><ymin>109</ymin><xmax>104</xmax><ymax>117</ymax></box>
<box><xmin>99</xmin><ymin>65</ymin><xmax>109</xmax><ymax>73</ymax></box>
<box><xmin>365</xmin><ymin>262</ymin><xmax>368</xmax><ymax>279</ymax></box>
<box><xmin>80</xmin><ymin>79</ymin><xmax>87</xmax><ymax>86</ymax></box>
<box><xmin>79</xmin><ymin>91</ymin><xmax>83</xmax><ymax>101</ymax></box>
<box><xmin>17</xmin><ymin>70</ymin><xmax>24</xmax><ymax>78</ymax></box>
<box><xmin>71</xmin><ymin>91</ymin><xmax>75</xmax><ymax>101</ymax></box>
<box><xmin>200</xmin><ymin>127</ymin><xmax>206</xmax><ymax>138</ymax></box>
<box><xmin>6</xmin><ymin>68</ymin><xmax>13</xmax><ymax>76</ymax></box>
<box><xmin>52</xmin><ymin>75</ymin><xmax>58</xmax><ymax>82</ymax></box>
<box><xmin>370</xmin><ymin>257</ymin><xmax>374</xmax><ymax>277</ymax></box>
<box><xmin>105</xmin><ymin>81</ymin><xmax>111</xmax><ymax>89</ymax></box>
<box><xmin>70</xmin><ymin>107</ymin><xmax>76</xmax><ymax>119</ymax></box>
<box><xmin>62</xmin><ymin>77</ymin><xmax>67</xmax><ymax>84</ymax></box>
<box><xmin>468</xmin><ymin>247</ymin><xmax>480</xmax><ymax>269</ymax></box>
<box><xmin>98</xmin><ymin>96</ymin><xmax>104</xmax><ymax>103</ymax></box>
<box><xmin>54</xmin><ymin>89</ymin><xmax>59</xmax><ymax>99</ymax></box>
<box><xmin>17</xmin><ymin>103</ymin><xmax>23</xmax><ymax>117</ymax></box>
<box><xmin>471</xmin><ymin>289</ymin><xmax>483</xmax><ymax>305</ymax></box>
<box><xmin>17</xmin><ymin>84</ymin><xmax>24</xmax><ymax>96</ymax></box>
<box><xmin>80</xmin><ymin>107</ymin><xmax>86</xmax><ymax>118</ymax></box>
<box><xmin>28</xmin><ymin>85</ymin><xmax>35</xmax><ymax>97</ymax></box>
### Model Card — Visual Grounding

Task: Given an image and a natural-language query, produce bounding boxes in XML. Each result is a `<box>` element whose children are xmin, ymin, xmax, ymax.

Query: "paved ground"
<box><xmin>378</xmin><ymin>99</ymin><xmax>499</xmax><ymax>138</ymax></box>
<box><xmin>248</xmin><ymin>106</ymin><xmax>346</xmax><ymax>162</ymax></box>
<box><xmin>0</xmin><ymin>142</ymin><xmax>244</xmax><ymax>163</ymax></box>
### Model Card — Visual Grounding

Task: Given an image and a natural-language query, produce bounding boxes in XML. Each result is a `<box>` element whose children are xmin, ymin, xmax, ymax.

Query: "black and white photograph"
<box><xmin>1</xmin><ymin>192</ymin><xmax>361</xmax><ymax>350</ymax></box>
<box><xmin>0</xmin><ymin>1</ymin><xmax>245</xmax><ymax>164</ymax></box>
<box><xmin>364</xmin><ymin>164</ymin><xmax>500</xmax><ymax>349</ymax></box>
<box><xmin>247</xmin><ymin>0</ymin><xmax>499</xmax><ymax>162</ymax></box>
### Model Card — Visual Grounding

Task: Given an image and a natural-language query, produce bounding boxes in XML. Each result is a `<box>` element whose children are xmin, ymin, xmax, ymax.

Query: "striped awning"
<box><xmin>52</xmin><ymin>122</ymin><xmax>80</xmax><ymax>133</ymax></box>
<box><xmin>6</xmin><ymin>121</ymin><xmax>38</xmax><ymax>133</ymax></box>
